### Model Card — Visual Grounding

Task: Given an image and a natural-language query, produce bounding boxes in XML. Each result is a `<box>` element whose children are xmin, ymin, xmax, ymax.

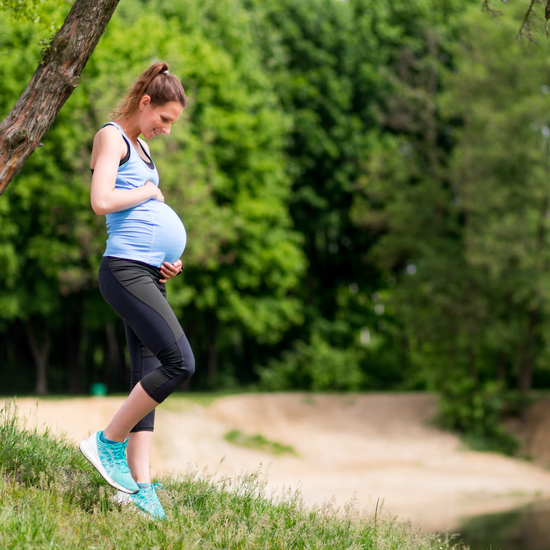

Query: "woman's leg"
<box><xmin>82</xmin><ymin>258</ymin><xmax>194</xmax><ymax>493</ymax></box>
<box><xmin>98</xmin><ymin>259</ymin><xmax>194</xmax><ymax>430</ymax></box>
<box><xmin>104</xmin><ymin>383</ymin><xmax>157</xmax><ymax>443</ymax></box>
<box><xmin>127</xmin><ymin>431</ymin><xmax>154</xmax><ymax>483</ymax></box>
<box><xmin>98</xmin><ymin>258</ymin><xmax>195</xmax><ymax>409</ymax></box>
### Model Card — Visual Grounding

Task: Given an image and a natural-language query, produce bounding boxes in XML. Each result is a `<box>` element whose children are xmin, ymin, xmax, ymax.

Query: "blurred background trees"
<box><xmin>2</xmin><ymin>0</ymin><xmax>550</xmax><ymax>451</ymax></box>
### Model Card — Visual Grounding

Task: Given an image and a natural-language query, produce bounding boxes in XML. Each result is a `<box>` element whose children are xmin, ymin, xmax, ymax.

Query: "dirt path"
<box><xmin>10</xmin><ymin>392</ymin><xmax>550</xmax><ymax>533</ymax></box>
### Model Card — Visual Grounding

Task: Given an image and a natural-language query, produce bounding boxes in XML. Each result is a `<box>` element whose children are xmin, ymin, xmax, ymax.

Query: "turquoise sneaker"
<box><xmin>114</xmin><ymin>483</ymin><xmax>167</xmax><ymax>521</ymax></box>
<box><xmin>79</xmin><ymin>431</ymin><xmax>139</xmax><ymax>494</ymax></box>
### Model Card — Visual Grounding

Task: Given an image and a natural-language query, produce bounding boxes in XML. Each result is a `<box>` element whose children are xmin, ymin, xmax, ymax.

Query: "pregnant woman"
<box><xmin>79</xmin><ymin>62</ymin><xmax>195</xmax><ymax>521</ymax></box>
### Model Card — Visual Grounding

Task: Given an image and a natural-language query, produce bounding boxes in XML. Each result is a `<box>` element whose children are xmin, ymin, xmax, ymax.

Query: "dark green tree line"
<box><xmin>350</xmin><ymin>2</ymin><xmax>550</xmax><ymax>449</ymax></box>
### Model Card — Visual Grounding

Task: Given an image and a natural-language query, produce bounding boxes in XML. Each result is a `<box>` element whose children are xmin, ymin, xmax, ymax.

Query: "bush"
<box><xmin>257</xmin><ymin>333</ymin><xmax>364</xmax><ymax>391</ymax></box>
<box><xmin>436</xmin><ymin>377</ymin><xmax>518</xmax><ymax>455</ymax></box>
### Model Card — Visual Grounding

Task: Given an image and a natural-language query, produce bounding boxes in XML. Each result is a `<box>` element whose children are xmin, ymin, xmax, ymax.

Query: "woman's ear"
<box><xmin>139</xmin><ymin>95</ymin><xmax>151</xmax><ymax>111</ymax></box>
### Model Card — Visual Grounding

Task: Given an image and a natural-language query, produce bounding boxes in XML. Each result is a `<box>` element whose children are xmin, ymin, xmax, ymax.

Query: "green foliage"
<box><xmin>246</xmin><ymin>0</ymin><xmax>382</xmax><ymax>315</ymax></box>
<box><xmin>440</xmin><ymin>2</ymin><xmax>550</xmax><ymax>382</ymax></box>
<box><xmin>258</xmin><ymin>333</ymin><xmax>364</xmax><ymax>391</ymax></box>
<box><xmin>436</xmin><ymin>379</ymin><xmax>518</xmax><ymax>455</ymax></box>
<box><xmin>423</xmin><ymin>4</ymin><xmax>550</xmax><ymax>446</ymax></box>
<box><xmin>0</xmin><ymin>402</ymin><xmax>462</xmax><ymax>549</ymax></box>
<box><xmin>347</xmin><ymin>1</ymin><xmax>550</xmax><ymax>445</ymax></box>
<box><xmin>0</xmin><ymin>0</ymin><xmax>68</xmax><ymax>34</ymax></box>
<box><xmin>247</xmin><ymin>0</ymin><xmax>481</xmax><ymax>397</ymax></box>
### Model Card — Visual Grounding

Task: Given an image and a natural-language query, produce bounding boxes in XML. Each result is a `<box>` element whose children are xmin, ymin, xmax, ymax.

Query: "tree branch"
<box><xmin>0</xmin><ymin>0</ymin><xmax>121</xmax><ymax>195</ymax></box>
<box><xmin>481</xmin><ymin>0</ymin><xmax>505</xmax><ymax>18</ymax></box>
<box><xmin>517</xmin><ymin>0</ymin><xmax>540</xmax><ymax>41</ymax></box>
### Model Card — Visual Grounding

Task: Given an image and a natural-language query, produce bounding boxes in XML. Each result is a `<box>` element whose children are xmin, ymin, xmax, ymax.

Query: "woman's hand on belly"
<box><xmin>159</xmin><ymin>259</ymin><xmax>183</xmax><ymax>283</ymax></box>
<box><xmin>145</xmin><ymin>181</ymin><xmax>165</xmax><ymax>203</ymax></box>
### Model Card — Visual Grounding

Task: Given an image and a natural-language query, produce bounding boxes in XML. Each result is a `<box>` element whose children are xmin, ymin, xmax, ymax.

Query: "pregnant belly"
<box><xmin>105</xmin><ymin>200</ymin><xmax>187</xmax><ymax>267</ymax></box>
<box><xmin>150</xmin><ymin>201</ymin><xmax>187</xmax><ymax>265</ymax></box>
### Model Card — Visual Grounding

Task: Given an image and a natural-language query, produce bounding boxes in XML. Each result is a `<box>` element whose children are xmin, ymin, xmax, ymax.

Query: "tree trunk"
<box><xmin>497</xmin><ymin>355</ymin><xmax>507</xmax><ymax>383</ymax></box>
<box><xmin>26</xmin><ymin>319</ymin><xmax>51</xmax><ymax>396</ymax></box>
<box><xmin>0</xmin><ymin>0</ymin><xmax>121</xmax><ymax>194</ymax></box>
<box><xmin>518</xmin><ymin>309</ymin><xmax>538</xmax><ymax>397</ymax></box>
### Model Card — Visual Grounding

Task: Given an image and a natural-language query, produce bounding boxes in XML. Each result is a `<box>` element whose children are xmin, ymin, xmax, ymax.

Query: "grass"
<box><xmin>224</xmin><ymin>429</ymin><xmax>298</xmax><ymax>456</ymax></box>
<box><xmin>0</xmin><ymin>400</ymin><xmax>467</xmax><ymax>550</ymax></box>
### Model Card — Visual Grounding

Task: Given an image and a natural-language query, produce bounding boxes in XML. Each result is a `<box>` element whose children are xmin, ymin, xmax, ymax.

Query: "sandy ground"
<box><xmin>9</xmin><ymin>392</ymin><xmax>550</xmax><ymax>534</ymax></box>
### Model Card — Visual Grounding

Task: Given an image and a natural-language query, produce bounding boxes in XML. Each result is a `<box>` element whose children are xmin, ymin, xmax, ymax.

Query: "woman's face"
<box><xmin>139</xmin><ymin>96</ymin><xmax>184</xmax><ymax>140</ymax></box>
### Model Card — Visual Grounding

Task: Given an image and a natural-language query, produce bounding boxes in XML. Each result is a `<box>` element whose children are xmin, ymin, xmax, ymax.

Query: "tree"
<box><xmin>350</xmin><ymin>3</ymin><xmax>550</xmax><ymax>449</ymax></box>
<box><xmin>0</xmin><ymin>0</ymin><xmax>120</xmax><ymax>194</ymax></box>
<box><xmin>442</xmin><ymin>4</ymin><xmax>550</xmax><ymax>397</ymax></box>
<box><xmin>0</xmin><ymin>15</ymin><xmax>110</xmax><ymax>393</ymax></box>
<box><xmin>243</xmin><ymin>0</ymin><xmax>480</xmax><ymax>390</ymax></box>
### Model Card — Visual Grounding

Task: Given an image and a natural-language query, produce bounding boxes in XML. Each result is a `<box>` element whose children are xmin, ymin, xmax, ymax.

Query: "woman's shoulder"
<box><xmin>91</xmin><ymin>124</ymin><xmax>128</xmax><ymax>168</ymax></box>
<box><xmin>94</xmin><ymin>124</ymin><xmax>126</xmax><ymax>147</ymax></box>
<box><xmin>96</xmin><ymin>123</ymin><xmax>121</xmax><ymax>138</ymax></box>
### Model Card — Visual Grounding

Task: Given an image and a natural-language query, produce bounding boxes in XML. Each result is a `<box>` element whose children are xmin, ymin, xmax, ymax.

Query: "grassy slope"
<box><xmin>0</xmin><ymin>402</ymin><xmax>465</xmax><ymax>550</ymax></box>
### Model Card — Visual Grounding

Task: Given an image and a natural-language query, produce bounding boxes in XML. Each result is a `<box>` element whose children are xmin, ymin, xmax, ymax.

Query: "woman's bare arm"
<box><xmin>90</xmin><ymin>126</ymin><xmax>164</xmax><ymax>216</ymax></box>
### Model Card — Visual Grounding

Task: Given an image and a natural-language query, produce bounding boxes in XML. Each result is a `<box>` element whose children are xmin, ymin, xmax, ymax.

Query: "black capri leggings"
<box><xmin>98</xmin><ymin>256</ymin><xmax>195</xmax><ymax>432</ymax></box>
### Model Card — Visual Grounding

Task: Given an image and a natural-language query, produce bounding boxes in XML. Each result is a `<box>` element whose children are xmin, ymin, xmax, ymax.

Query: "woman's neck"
<box><xmin>116</xmin><ymin>115</ymin><xmax>141</xmax><ymax>142</ymax></box>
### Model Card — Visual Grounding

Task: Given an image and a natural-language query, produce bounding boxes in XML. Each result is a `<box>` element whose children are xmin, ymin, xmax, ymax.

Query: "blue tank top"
<box><xmin>102</xmin><ymin>122</ymin><xmax>187</xmax><ymax>267</ymax></box>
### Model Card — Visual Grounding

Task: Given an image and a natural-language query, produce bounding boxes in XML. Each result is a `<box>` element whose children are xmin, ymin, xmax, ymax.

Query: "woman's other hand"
<box><xmin>159</xmin><ymin>259</ymin><xmax>182</xmax><ymax>283</ymax></box>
